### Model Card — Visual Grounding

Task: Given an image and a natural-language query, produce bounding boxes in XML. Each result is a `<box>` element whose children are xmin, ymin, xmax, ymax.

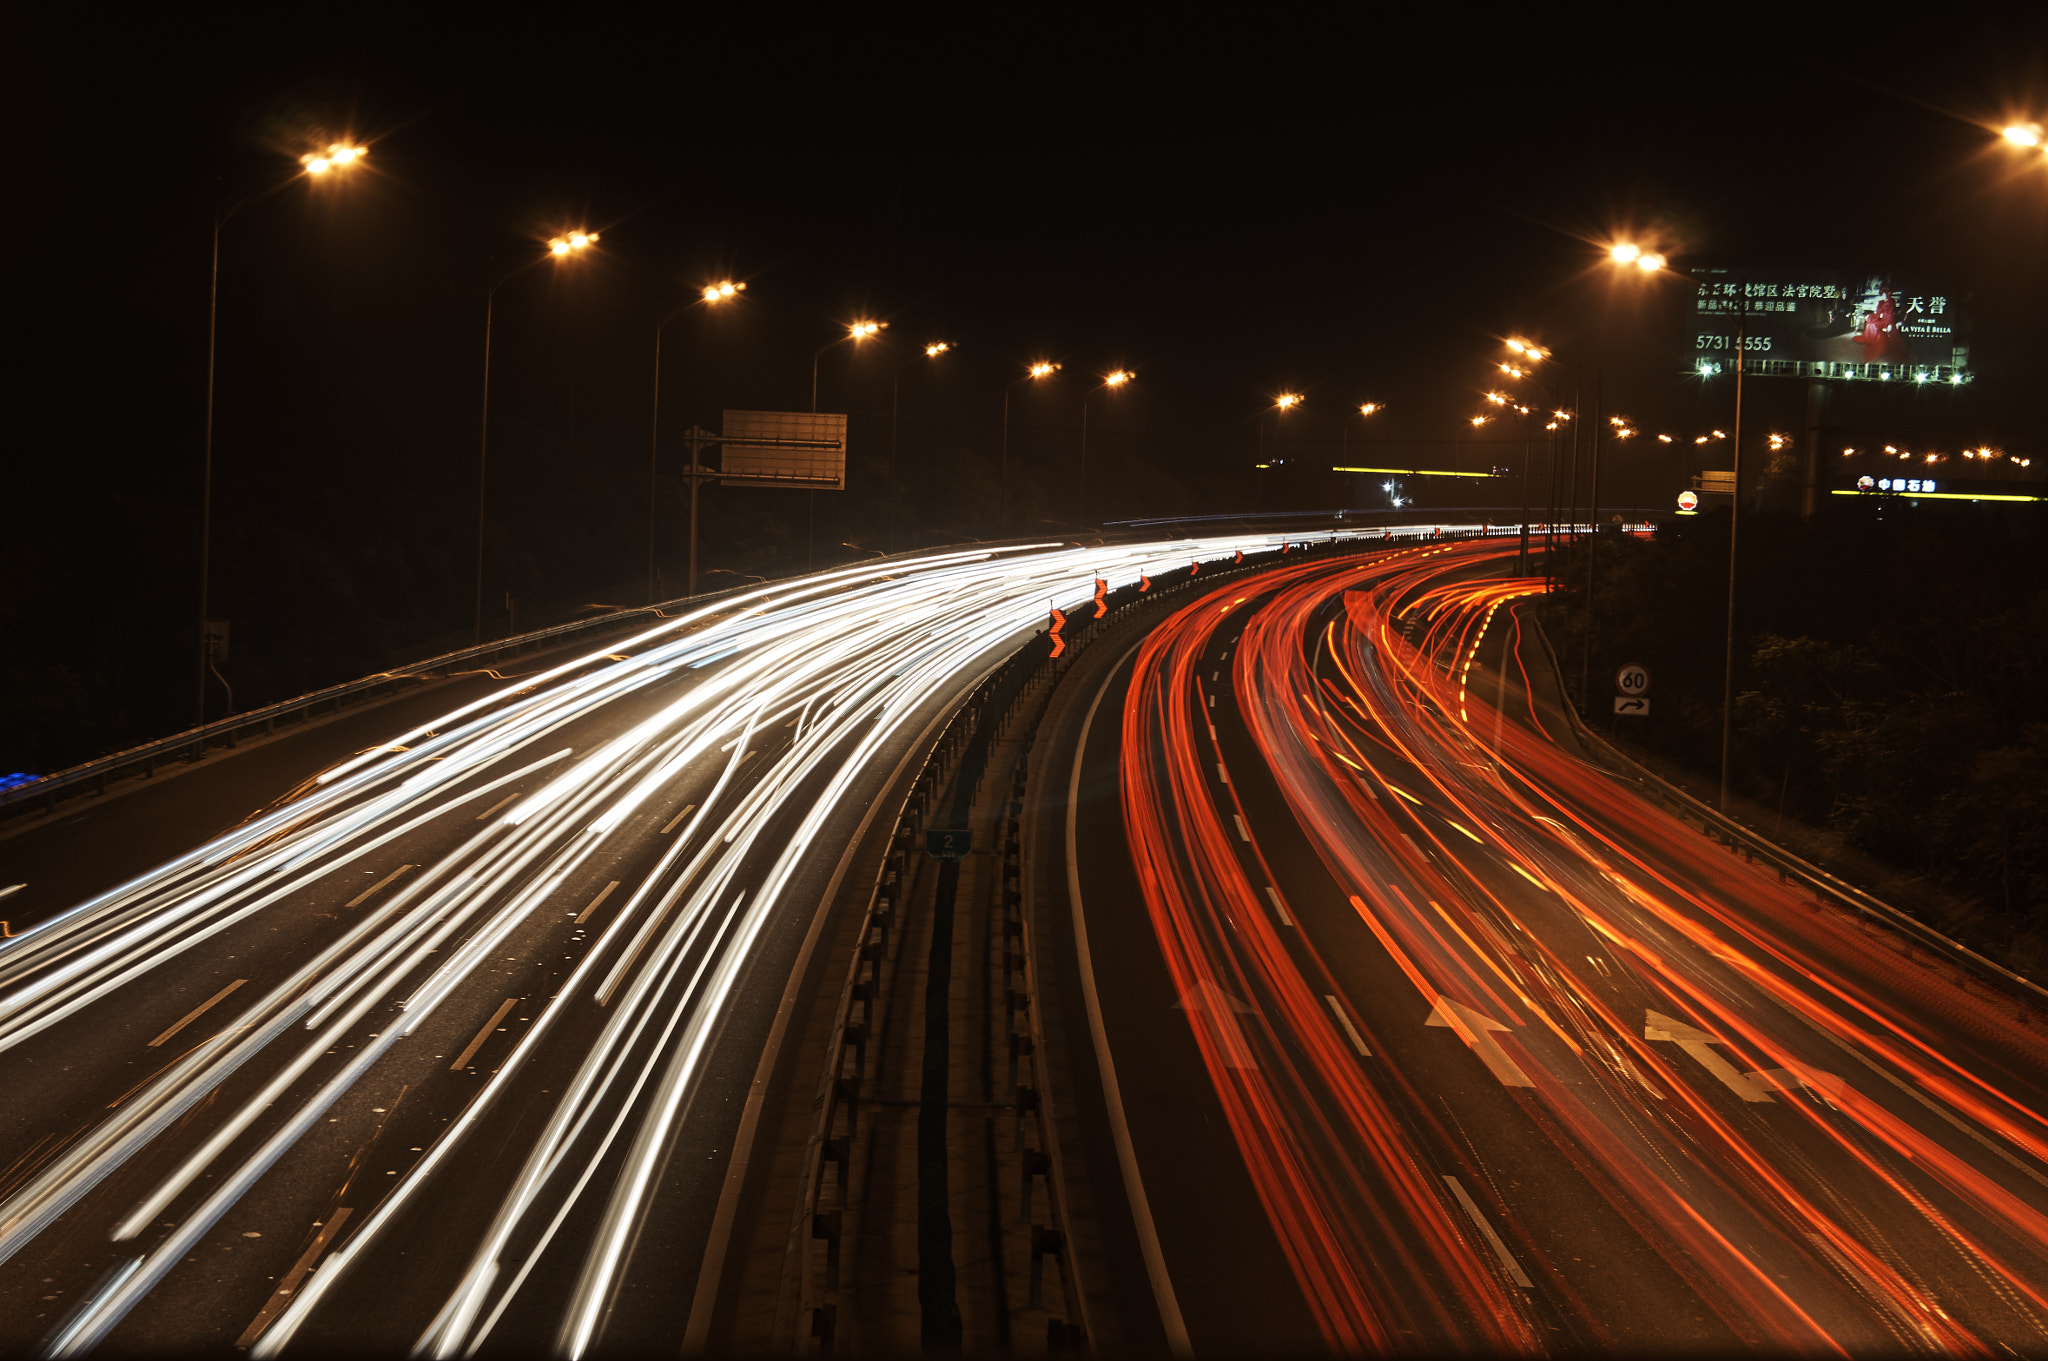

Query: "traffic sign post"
<box><xmin>925</xmin><ymin>828</ymin><xmax>973</xmax><ymax>860</ymax></box>
<box><xmin>1614</xmin><ymin>662</ymin><xmax>1650</xmax><ymax>717</ymax></box>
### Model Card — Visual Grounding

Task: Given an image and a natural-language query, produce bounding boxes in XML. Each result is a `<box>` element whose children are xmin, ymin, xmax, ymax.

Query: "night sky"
<box><xmin>8</xmin><ymin>10</ymin><xmax>2048</xmax><ymax>767</ymax></box>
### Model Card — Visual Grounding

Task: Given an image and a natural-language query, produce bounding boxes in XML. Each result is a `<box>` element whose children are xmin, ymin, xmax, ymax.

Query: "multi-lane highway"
<box><xmin>17</xmin><ymin>522</ymin><xmax>2029</xmax><ymax>1357</ymax></box>
<box><xmin>0</xmin><ymin>534</ymin><xmax>1384</xmax><ymax>1356</ymax></box>
<box><xmin>1057</xmin><ymin>535</ymin><xmax>2048</xmax><ymax>1354</ymax></box>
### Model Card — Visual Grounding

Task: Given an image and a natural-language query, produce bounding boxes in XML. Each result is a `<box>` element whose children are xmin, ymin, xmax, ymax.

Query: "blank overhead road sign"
<box><xmin>719</xmin><ymin>410</ymin><xmax>848</xmax><ymax>489</ymax></box>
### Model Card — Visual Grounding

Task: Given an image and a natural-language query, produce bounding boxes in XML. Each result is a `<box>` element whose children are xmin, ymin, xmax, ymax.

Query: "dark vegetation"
<box><xmin>1547</xmin><ymin>501</ymin><xmax>2048</xmax><ymax>952</ymax></box>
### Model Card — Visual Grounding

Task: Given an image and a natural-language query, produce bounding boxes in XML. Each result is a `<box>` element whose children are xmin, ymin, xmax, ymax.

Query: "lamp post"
<box><xmin>1502</xmin><ymin>342</ymin><xmax>1580</xmax><ymax>588</ymax></box>
<box><xmin>1259</xmin><ymin>391</ymin><xmax>1302</xmax><ymax>466</ymax></box>
<box><xmin>1484</xmin><ymin>389</ymin><xmax>1543</xmax><ymax>573</ymax></box>
<box><xmin>194</xmin><ymin>141</ymin><xmax>368</xmax><ymax>726</ymax></box>
<box><xmin>474</xmin><ymin>229</ymin><xmax>598</xmax><ymax>645</ymax></box>
<box><xmin>1620</xmin><ymin>244</ymin><xmax>1749</xmax><ymax>811</ymax></box>
<box><xmin>1078</xmin><ymin>370</ymin><xmax>1132</xmax><ymax>525</ymax></box>
<box><xmin>647</xmin><ymin>280</ymin><xmax>743</xmax><ymax>605</ymax></box>
<box><xmin>1001</xmin><ymin>362</ymin><xmax>1059</xmax><ymax>533</ymax></box>
<box><xmin>890</xmin><ymin>341</ymin><xmax>952</xmax><ymax>551</ymax></box>
<box><xmin>813</xmin><ymin>320</ymin><xmax>884</xmax><ymax>413</ymax></box>
<box><xmin>804</xmin><ymin>320</ymin><xmax>885</xmax><ymax>572</ymax></box>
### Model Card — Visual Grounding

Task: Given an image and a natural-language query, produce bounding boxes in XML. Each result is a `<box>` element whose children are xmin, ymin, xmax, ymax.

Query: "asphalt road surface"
<box><xmin>1064</xmin><ymin>536</ymin><xmax>2048</xmax><ymax>1354</ymax></box>
<box><xmin>0</xmin><ymin>531</ymin><xmax>1420</xmax><ymax>1357</ymax></box>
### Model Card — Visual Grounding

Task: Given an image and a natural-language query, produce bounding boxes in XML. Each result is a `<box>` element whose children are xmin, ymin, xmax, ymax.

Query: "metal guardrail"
<box><xmin>1529</xmin><ymin>617</ymin><xmax>2048</xmax><ymax>1010</ymax></box>
<box><xmin>2</xmin><ymin>523</ymin><xmax>1554</xmax><ymax>834</ymax></box>
<box><xmin>789</xmin><ymin>535</ymin><xmax>1394</xmax><ymax>1351</ymax></box>
<box><xmin>0</xmin><ymin>578</ymin><xmax>774</xmax><ymax>828</ymax></box>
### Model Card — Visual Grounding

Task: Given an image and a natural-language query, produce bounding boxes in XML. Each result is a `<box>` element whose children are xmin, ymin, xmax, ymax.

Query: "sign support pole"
<box><xmin>1720</xmin><ymin>302</ymin><xmax>1747</xmax><ymax>813</ymax></box>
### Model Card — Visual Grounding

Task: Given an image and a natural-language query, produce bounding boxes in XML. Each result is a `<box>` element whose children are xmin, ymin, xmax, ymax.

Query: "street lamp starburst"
<box><xmin>300</xmin><ymin>142</ymin><xmax>368</xmax><ymax>176</ymax></box>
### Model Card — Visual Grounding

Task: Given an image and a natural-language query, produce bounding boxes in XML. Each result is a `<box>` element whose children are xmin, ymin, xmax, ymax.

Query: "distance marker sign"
<box><xmin>924</xmin><ymin>828</ymin><xmax>973</xmax><ymax>860</ymax></box>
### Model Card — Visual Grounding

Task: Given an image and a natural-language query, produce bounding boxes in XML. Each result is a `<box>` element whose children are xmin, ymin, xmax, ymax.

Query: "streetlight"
<box><xmin>813</xmin><ymin>320</ymin><xmax>885</xmax><ymax>413</ymax></box>
<box><xmin>1259</xmin><ymin>392</ymin><xmax>1302</xmax><ymax>466</ymax></box>
<box><xmin>1001</xmin><ymin>361</ymin><xmax>1060</xmax><ymax>532</ymax></box>
<box><xmin>1339</xmin><ymin>400</ymin><xmax>1383</xmax><ymax>469</ymax></box>
<box><xmin>195</xmin><ymin>140</ymin><xmax>369</xmax><ymax>726</ymax></box>
<box><xmin>1620</xmin><ymin>244</ymin><xmax>1751</xmax><ymax>810</ymax></box>
<box><xmin>802</xmin><ymin>319</ymin><xmax>886</xmax><ymax>571</ymax></box>
<box><xmin>2001</xmin><ymin>122</ymin><xmax>2044</xmax><ymax>150</ymax></box>
<box><xmin>474</xmin><ymin>229</ymin><xmax>599</xmax><ymax>644</ymax></box>
<box><xmin>1079</xmin><ymin>369</ymin><xmax>1133</xmax><ymax>524</ymax></box>
<box><xmin>888</xmin><ymin>341</ymin><xmax>953</xmax><ymax>551</ymax></box>
<box><xmin>648</xmin><ymin>279</ymin><xmax>744</xmax><ymax>605</ymax></box>
<box><xmin>1503</xmin><ymin>338</ymin><xmax>1584</xmax><ymax>587</ymax></box>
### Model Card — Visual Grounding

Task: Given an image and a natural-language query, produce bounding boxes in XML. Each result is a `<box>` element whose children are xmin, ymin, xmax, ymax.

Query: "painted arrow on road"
<box><xmin>1427</xmin><ymin>998</ymin><xmax>1534</xmax><ymax>1087</ymax></box>
<box><xmin>1175</xmin><ymin>979</ymin><xmax>1261</xmax><ymax>1070</ymax></box>
<box><xmin>1644</xmin><ymin>1010</ymin><xmax>1775</xmax><ymax>1103</ymax></box>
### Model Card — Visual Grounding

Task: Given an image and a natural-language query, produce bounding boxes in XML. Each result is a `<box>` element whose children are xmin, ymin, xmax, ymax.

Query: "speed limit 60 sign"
<box><xmin>1615</xmin><ymin>663</ymin><xmax>1650</xmax><ymax>696</ymax></box>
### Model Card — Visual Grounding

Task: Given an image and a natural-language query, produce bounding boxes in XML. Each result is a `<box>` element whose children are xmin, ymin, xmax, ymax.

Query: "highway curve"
<box><xmin>0</xmin><ymin>535</ymin><xmax>1352</xmax><ymax>1356</ymax></box>
<box><xmin>1066</xmin><ymin>536</ymin><xmax>2048</xmax><ymax>1354</ymax></box>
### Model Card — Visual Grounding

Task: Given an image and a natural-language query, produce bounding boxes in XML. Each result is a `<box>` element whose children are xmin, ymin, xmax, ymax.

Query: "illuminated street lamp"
<box><xmin>812</xmin><ymin>319</ymin><xmax>886</xmax><ymax>413</ymax></box>
<box><xmin>1001</xmin><ymin>361</ymin><xmax>1061</xmax><ymax>531</ymax></box>
<box><xmin>1501</xmin><ymin>337</ymin><xmax>1585</xmax><ymax>587</ymax></box>
<box><xmin>1620</xmin><ymin>246</ymin><xmax>1760</xmax><ymax>809</ymax></box>
<box><xmin>1259</xmin><ymin>392</ymin><xmax>1303</xmax><ymax>466</ymax></box>
<box><xmin>2002</xmin><ymin>122</ymin><xmax>2044</xmax><ymax>150</ymax></box>
<box><xmin>647</xmin><ymin>279</ymin><xmax>745</xmax><ymax>605</ymax></box>
<box><xmin>1079</xmin><ymin>369</ymin><xmax>1134</xmax><ymax>524</ymax></box>
<box><xmin>195</xmin><ymin>140</ymin><xmax>370</xmax><ymax>725</ymax></box>
<box><xmin>888</xmin><ymin>340</ymin><xmax>954</xmax><ymax>550</ymax></box>
<box><xmin>474</xmin><ymin>229</ymin><xmax>599</xmax><ymax>644</ymax></box>
<box><xmin>1341</xmin><ymin>400</ymin><xmax>1384</xmax><ymax>467</ymax></box>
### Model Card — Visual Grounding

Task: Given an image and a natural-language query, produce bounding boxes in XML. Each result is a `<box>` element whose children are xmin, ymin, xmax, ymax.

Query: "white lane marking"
<box><xmin>660</xmin><ymin>803</ymin><xmax>698</xmax><ymax>834</ymax></box>
<box><xmin>1232</xmin><ymin>814</ymin><xmax>1251</xmax><ymax>842</ymax></box>
<box><xmin>575</xmin><ymin>881</ymin><xmax>620</xmax><ymax>925</ymax></box>
<box><xmin>1207</xmin><ymin>694</ymin><xmax>1215</xmax><ymax>708</ymax></box>
<box><xmin>450</xmin><ymin>997</ymin><xmax>519</xmax><ymax>1071</ymax></box>
<box><xmin>344</xmin><ymin>863</ymin><xmax>416</xmax><ymax>908</ymax></box>
<box><xmin>1067</xmin><ymin>644</ymin><xmax>1193</xmax><ymax>1356</ymax></box>
<box><xmin>1644</xmin><ymin>1010</ymin><xmax>1774</xmax><ymax>1103</ymax></box>
<box><xmin>1263</xmin><ymin>886</ymin><xmax>1293</xmax><ymax>927</ymax></box>
<box><xmin>1324</xmin><ymin>995</ymin><xmax>1371</xmax><ymax>1056</ymax></box>
<box><xmin>1443</xmin><ymin>1175</ymin><xmax>1533</xmax><ymax>1287</ymax></box>
<box><xmin>475</xmin><ymin>793</ymin><xmax>521</xmax><ymax>821</ymax></box>
<box><xmin>147</xmin><ymin>980</ymin><xmax>247</xmax><ymax>1048</ymax></box>
<box><xmin>683</xmin><ymin>677</ymin><xmax>968</xmax><ymax>1355</ymax></box>
<box><xmin>1217</xmin><ymin>763</ymin><xmax>1229</xmax><ymax>785</ymax></box>
<box><xmin>1426</xmin><ymin>998</ymin><xmax>1535</xmax><ymax>1087</ymax></box>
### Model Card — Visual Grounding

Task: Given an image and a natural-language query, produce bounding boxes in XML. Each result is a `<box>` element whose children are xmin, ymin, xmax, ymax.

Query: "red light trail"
<box><xmin>1119</xmin><ymin>538</ymin><xmax>2048</xmax><ymax>1352</ymax></box>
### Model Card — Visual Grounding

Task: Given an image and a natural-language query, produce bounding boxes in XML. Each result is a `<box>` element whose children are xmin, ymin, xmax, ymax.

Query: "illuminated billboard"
<box><xmin>1687</xmin><ymin>269</ymin><xmax>1970</xmax><ymax>386</ymax></box>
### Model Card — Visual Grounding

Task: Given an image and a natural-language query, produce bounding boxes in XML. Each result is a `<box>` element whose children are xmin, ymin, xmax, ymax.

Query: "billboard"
<box><xmin>719</xmin><ymin>410</ymin><xmax>847</xmax><ymax>489</ymax></box>
<box><xmin>1687</xmin><ymin>270</ymin><xmax>1970</xmax><ymax>385</ymax></box>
